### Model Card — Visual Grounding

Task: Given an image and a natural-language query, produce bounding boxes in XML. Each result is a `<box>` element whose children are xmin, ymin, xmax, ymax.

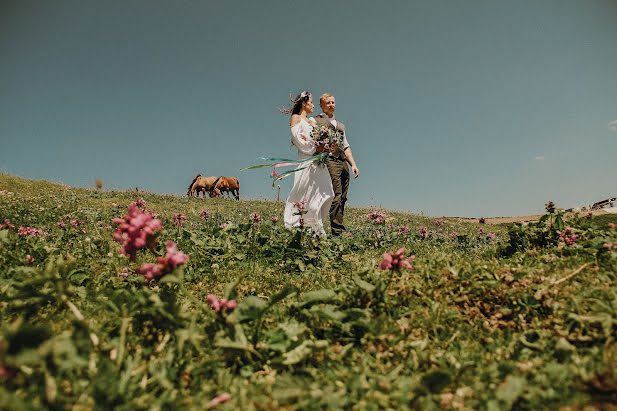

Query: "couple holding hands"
<box><xmin>281</xmin><ymin>92</ymin><xmax>359</xmax><ymax>236</ymax></box>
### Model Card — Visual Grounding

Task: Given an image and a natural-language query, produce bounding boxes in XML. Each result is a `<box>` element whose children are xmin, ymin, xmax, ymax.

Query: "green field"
<box><xmin>1</xmin><ymin>174</ymin><xmax>616</xmax><ymax>410</ymax></box>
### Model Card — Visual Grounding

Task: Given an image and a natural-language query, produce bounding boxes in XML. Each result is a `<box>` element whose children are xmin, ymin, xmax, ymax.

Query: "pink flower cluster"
<box><xmin>545</xmin><ymin>201</ymin><xmax>555</xmax><ymax>213</ymax></box>
<box><xmin>608</xmin><ymin>223</ymin><xmax>616</xmax><ymax>230</ymax></box>
<box><xmin>206</xmin><ymin>294</ymin><xmax>237</xmax><ymax>312</ymax></box>
<box><xmin>136</xmin><ymin>241</ymin><xmax>189</xmax><ymax>283</ymax></box>
<box><xmin>419</xmin><ymin>226</ymin><xmax>428</xmax><ymax>239</ymax></box>
<box><xmin>131</xmin><ymin>198</ymin><xmax>147</xmax><ymax>210</ymax></box>
<box><xmin>112</xmin><ymin>205</ymin><xmax>162</xmax><ymax>261</ymax></box>
<box><xmin>200</xmin><ymin>209</ymin><xmax>210</xmax><ymax>221</ymax></box>
<box><xmin>604</xmin><ymin>242</ymin><xmax>617</xmax><ymax>251</ymax></box>
<box><xmin>173</xmin><ymin>213</ymin><xmax>186</xmax><ymax>227</ymax></box>
<box><xmin>292</xmin><ymin>200</ymin><xmax>307</xmax><ymax>213</ymax></box>
<box><xmin>367</xmin><ymin>209</ymin><xmax>388</xmax><ymax>224</ymax></box>
<box><xmin>434</xmin><ymin>219</ymin><xmax>444</xmax><ymax>227</ymax></box>
<box><xmin>117</xmin><ymin>267</ymin><xmax>131</xmax><ymax>277</ymax></box>
<box><xmin>486</xmin><ymin>232</ymin><xmax>496</xmax><ymax>240</ymax></box>
<box><xmin>450</xmin><ymin>232</ymin><xmax>458</xmax><ymax>239</ymax></box>
<box><xmin>398</xmin><ymin>224</ymin><xmax>409</xmax><ymax>234</ymax></box>
<box><xmin>0</xmin><ymin>219</ymin><xmax>14</xmax><ymax>230</ymax></box>
<box><xmin>250</xmin><ymin>212</ymin><xmax>262</xmax><ymax>224</ymax></box>
<box><xmin>380</xmin><ymin>247</ymin><xmax>415</xmax><ymax>271</ymax></box>
<box><xmin>557</xmin><ymin>227</ymin><xmax>579</xmax><ymax>245</ymax></box>
<box><xmin>18</xmin><ymin>227</ymin><xmax>48</xmax><ymax>237</ymax></box>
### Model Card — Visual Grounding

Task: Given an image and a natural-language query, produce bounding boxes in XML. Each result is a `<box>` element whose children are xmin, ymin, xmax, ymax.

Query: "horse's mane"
<box><xmin>187</xmin><ymin>174</ymin><xmax>201</xmax><ymax>195</ymax></box>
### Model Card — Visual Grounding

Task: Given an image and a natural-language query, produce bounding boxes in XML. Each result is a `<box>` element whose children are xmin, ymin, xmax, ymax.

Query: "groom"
<box><xmin>314</xmin><ymin>93</ymin><xmax>360</xmax><ymax>236</ymax></box>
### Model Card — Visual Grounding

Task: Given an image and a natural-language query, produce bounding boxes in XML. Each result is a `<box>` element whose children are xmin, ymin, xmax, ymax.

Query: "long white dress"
<box><xmin>283</xmin><ymin>118</ymin><xmax>334</xmax><ymax>235</ymax></box>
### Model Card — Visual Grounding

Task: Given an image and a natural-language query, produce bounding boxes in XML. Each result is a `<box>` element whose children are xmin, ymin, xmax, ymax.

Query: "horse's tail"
<box><xmin>187</xmin><ymin>174</ymin><xmax>201</xmax><ymax>196</ymax></box>
<box><xmin>234</xmin><ymin>178</ymin><xmax>240</xmax><ymax>200</ymax></box>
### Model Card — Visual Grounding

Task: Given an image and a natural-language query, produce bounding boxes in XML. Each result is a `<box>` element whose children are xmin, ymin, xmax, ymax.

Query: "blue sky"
<box><xmin>1</xmin><ymin>0</ymin><xmax>615</xmax><ymax>217</ymax></box>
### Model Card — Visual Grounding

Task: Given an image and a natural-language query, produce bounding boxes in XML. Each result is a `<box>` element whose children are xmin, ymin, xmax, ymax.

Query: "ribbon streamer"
<box><xmin>240</xmin><ymin>153</ymin><xmax>328</xmax><ymax>188</ymax></box>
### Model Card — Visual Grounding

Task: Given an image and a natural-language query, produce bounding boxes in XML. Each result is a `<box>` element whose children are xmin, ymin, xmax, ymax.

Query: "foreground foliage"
<box><xmin>1</xmin><ymin>174</ymin><xmax>616</xmax><ymax>410</ymax></box>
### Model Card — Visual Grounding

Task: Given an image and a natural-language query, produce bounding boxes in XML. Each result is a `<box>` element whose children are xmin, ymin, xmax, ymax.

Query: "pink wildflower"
<box><xmin>486</xmin><ymin>232</ymin><xmax>496</xmax><ymax>239</ymax></box>
<box><xmin>207</xmin><ymin>393</ymin><xmax>231</xmax><ymax>407</ymax></box>
<box><xmin>380</xmin><ymin>247</ymin><xmax>415</xmax><ymax>271</ymax></box>
<box><xmin>292</xmin><ymin>200</ymin><xmax>307</xmax><ymax>213</ymax></box>
<box><xmin>608</xmin><ymin>223</ymin><xmax>617</xmax><ymax>230</ymax></box>
<box><xmin>131</xmin><ymin>198</ymin><xmax>146</xmax><ymax>210</ymax></box>
<box><xmin>18</xmin><ymin>227</ymin><xmax>45</xmax><ymax>237</ymax></box>
<box><xmin>165</xmin><ymin>241</ymin><xmax>189</xmax><ymax>267</ymax></box>
<box><xmin>250</xmin><ymin>212</ymin><xmax>262</xmax><ymax>224</ymax></box>
<box><xmin>419</xmin><ymin>226</ymin><xmax>427</xmax><ymax>239</ymax></box>
<box><xmin>206</xmin><ymin>294</ymin><xmax>236</xmax><ymax>312</ymax></box>
<box><xmin>0</xmin><ymin>219</ymin><xmax>14</xmax><ymax>230</ymax></box>
<box><xmin>367</xmin><ymin>209</ymin><xmax>388</xmax><ymax>224</ymax></box>
<box><xmin>545</xmin><ymin>201</ymin><xmax>555</xmax><ymax>213</ymax></box>
<box><xmin>173</xmin><ymin>213</ymin><xmax>186</xmax><ymax>227</ymax></box>
<box><xmin>25</xmin><ymin>255</ymin><xmax>34</xmax><ymax>263</ymax></box>
<box><xmin>450</xmin><ymin>232</ymin><xmax>457</xmax><ymax>239</ymax></box>
<box><xmin>118</xmin><ymin>267</ymin><xmax>131</xmax><ymax>277</ymax></box>
<box><xmin>220</xmin><ymin>223</ymin><xmax>229</xmax><ymax>229</ymax></box>
<box><xmin>57</xmin><ymin>221</ymin><xmax>65</xmax><ymax>228</ymax></box>
<box><xmin>604</xmin><ymin>242</ymin><xmax>617</xmax><ymax>251</ymax></box>
<box><xmin>398</xmin><ymin>224</ymin><xmax>409</xmax><ymax>234</ymax></box>
<box><xmin>200</xmin><ymin>209</ymin><xmax>210</xmax><ymax>221</ymax></box>
<box><xmin>479</xmin><ymin>228</ymin><xmax>484</xmax><ymax>234</ymax></box>
<box><xmin>112</xmin><ymin>205</ymin><xmax>162</xmax><ymax>261</ymax></box>
<box><xmin>434</xmin><ymin>219</ymin><xmax>444</xmax><ymax>227</ymax></box>
<box><xmin>557</xmin><ymin>227</ymin><xmax>579</xmax><ymax>245</ymax></box>
<box><xmin>585</xmin><ymin>212</ymin><xmax>593</xmax><ymax>219</ymax></box>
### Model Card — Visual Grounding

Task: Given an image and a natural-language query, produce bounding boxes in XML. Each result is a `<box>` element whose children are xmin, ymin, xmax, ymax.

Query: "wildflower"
<box><xmin>112</xmin><ymin>205</ymin><xmax>162</xmax><ymax>261</ymax></box>
<box><xmin>118</xmin><ymin>267</ymin><xmax>131</xmax><ymax>277</ymax></box>
<box><xmin>557</xmin><ymin>227</ymin><xmax>579</xmax><ymax>245</ymax></box>
<box><xmin>206</xmin><ymin>294</ymin><xmax>236</xmax><ymax>312</ymax></box>
<box><xmin>292</xmin><ymin>200</ymin><xmax>307</xmax><ymax>213</ymax></box>
<box><xmin>18</xmin><ymin>227</ymin><xmax>45</xmax><ymax>236</ymax></box>
<box><xmin>585</xmin><ymin>212</ymin><xmax>593</xmax><ymax>219</ymax></box>
<box><xmin>25</xmin><ymin>255</ymin><xmax>34</xmax><ymax>263</ymax></box>
<box><xmin>486</xmin><ymin>232</ymin><xmax>496</xmax><ymax>239</ymax></box>
<box><xmin>545</xmin><ymin>201</ymin><xmax>555</xmax><ymax>213</ymax></box>
<box><xmin>609</xmin><ymin>223</ymin><xmax>617</xmax><ymax>230</ymax></box>
<box><xmin>450</xmin><ymin>232</ymin><xmax>457</xmax><ymax>239</ymax></box>
<box><xmin>173</xmin><ymin>213</ymin><xmax>186</xmax><ymax>227</ymax></box>
<box><xmin>434</xmin><ymin>219</ymin><xmax>444</xmax><ymax>227</ymax></box>
<box><xmin>220</xmin><ymin>223</ymin><xmax>229</xmax><ymax>229</ymax></box>
<box><xmin>131</xmin><ymin>198</ymin><xmax>147</xmax><ymax>210</ymax></box>
<box><xmin>479</xmin><ymin>228</ymin><xmax>484</xmax><ymax>234</ymax></box>
<box><xmin>367</xmin><ymin>209</ymin><xmax>388</xmax><ymax>224</ymax></box>
<box><xmin>207</xmin><ymin>393</ymin><xmax>231</xmax><ymax>407</ymax></box>
<box><xmin>419</xmin><ymin>226</ymin><xmax>428</xmax><ymax>239</ymax></box>
<box><xmin>604</xmin><ymin>242</ymin><xmax>617</xmax><ymax>251</ymax></box>
<box><xmin>0</xmin><ymin>219</ymin><xmax>14</xmax><ymax>230</ymax></box>
<box><xmin>136</xmin><ymin>241</ymin><xmax>189</xmax><ymax>283</ymax></box>
<box><xmin>398</xmin><ymin>224</ymin><xmax>409</xmax><ymax>234</ymax></box>
<box><xmin>380</xmin><ymin>247</ymin><xmax>415</xmax><ymax>271</ymax></box>
<box><xmin>200</xmin><ymin>209</ymin><xmax>210</xmax><ymax>221</ymax></box>
<box><xmin>164</xmin><ymin>241</ymin><xmax>189</xmax><ymax>267</ymax></box>
<box><xmin>250</xmin><ymin>212</ymin><xmax>262</xmax><ymax>224</ymax></box>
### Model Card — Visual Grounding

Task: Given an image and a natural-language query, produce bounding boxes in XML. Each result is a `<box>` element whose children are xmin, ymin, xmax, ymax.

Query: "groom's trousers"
<box><xmin>326</xmin><ymin>157</ymin><xmax>350</xmax><ymax>236</ymax></box>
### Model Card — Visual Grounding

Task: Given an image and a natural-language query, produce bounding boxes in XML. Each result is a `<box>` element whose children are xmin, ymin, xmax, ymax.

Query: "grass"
<box><xmin>1</xmin><ymin>173</ymin><xmax>616</xmax><ymax>410</ymax></box>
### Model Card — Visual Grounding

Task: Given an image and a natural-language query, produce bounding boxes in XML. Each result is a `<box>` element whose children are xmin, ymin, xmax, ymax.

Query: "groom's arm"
<box><xmin>344</xmin><ymin>147</ymin><xmax>359</xmax><ymax>178</ymax></box>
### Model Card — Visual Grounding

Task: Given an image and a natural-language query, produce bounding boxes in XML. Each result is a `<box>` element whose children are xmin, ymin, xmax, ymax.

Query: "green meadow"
<box><xmin>1</xmin><ymin>173</ymin><xmax>616</xmax><ymax>410</ymax></box>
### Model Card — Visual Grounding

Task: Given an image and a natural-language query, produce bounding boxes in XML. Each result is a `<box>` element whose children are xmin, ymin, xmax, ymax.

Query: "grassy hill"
<box><xmin>1</xmin><ymin>173</ymin><xmax>616</xmax><ymax>410</ymax></box>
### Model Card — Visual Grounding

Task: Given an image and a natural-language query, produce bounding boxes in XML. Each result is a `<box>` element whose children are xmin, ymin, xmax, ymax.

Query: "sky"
<box><xmin>1</xmin><ymin>0</ymin><xmax>616</xmax><ymax>217</ymax></box>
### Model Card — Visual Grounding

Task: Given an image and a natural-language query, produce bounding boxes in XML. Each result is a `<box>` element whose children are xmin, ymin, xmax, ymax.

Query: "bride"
<box><xmin>282</xmin><ymin>91</ymin><xmax>334</xmax><ymax>236</ymax></box>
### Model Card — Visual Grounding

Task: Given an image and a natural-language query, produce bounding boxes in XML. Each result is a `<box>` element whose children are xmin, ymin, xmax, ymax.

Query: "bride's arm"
<box><xmin>290</xmin><ymin>124</ymin><xmax>316</xmax><ymax>155</ymax></box>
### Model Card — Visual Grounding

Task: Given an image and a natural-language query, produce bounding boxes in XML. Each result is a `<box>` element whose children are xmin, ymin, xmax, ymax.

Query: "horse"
<box><xmin>187</xmin><ymin>174</ymin><xmax>221</xmax><ymax>198</ymax></box>
<box><xmin>213</xmin><ymin>176</ymin><xmax>240</xmax><ymax>200</ymax></box>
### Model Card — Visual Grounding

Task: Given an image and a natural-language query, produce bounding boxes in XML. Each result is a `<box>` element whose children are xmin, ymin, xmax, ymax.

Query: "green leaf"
<box><xmin>293</xmin><ymin>289</ymin><xmax>338</xmax><ymax>309</ymax></box>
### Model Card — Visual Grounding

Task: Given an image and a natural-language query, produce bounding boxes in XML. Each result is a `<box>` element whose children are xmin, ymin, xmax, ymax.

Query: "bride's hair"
<box><xmin>279</xmin><ymin>91</ymin><xmax>311</xmax><ymax>115</ymax></box>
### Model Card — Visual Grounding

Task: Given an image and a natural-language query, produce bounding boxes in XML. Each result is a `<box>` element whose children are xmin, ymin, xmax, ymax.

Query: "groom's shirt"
<box><xmin>318</xmin><ymin>113</ymin><xmax>350</xmax><ymax>150</ymax></box>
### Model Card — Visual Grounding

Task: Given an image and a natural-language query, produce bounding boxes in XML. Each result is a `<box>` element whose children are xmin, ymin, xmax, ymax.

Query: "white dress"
<box><xmin>283</xmin><ymin>118</ymin><xmax>334</xmax><ymax>235</ymax></box>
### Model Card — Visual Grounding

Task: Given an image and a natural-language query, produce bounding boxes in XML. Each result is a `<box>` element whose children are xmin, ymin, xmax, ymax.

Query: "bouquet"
<box><xmin>310</xmin><ymin>124</ymin><xmax>344</xmax><ymax>155</ymax></box>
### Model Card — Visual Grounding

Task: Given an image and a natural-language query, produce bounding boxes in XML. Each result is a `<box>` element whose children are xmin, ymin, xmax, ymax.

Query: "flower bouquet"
<box><xmin>310</xmin><ymin>124</ymin><xmax>344</xmax><ymax>164</ymax></box>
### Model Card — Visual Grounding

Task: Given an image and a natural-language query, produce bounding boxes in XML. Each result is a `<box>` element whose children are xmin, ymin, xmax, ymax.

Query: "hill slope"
<box><xmin>1</xmin><ymin>174</ymin><xmax>616</xmax><ymax>409</ymax></box>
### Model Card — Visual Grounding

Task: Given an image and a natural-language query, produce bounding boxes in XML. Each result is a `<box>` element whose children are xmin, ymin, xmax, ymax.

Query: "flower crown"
<box><xmin>300</xmin><ymin>91</ymin><xmax>311</xmax><ymax>99</ymax></box>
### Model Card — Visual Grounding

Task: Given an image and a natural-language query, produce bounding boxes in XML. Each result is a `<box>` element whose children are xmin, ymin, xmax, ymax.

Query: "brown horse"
<box><xmin>213</xmin><ymin>176</ymin><xmax>240</xmax><ymax>200</ymax></box>
<box><xmin>187</xmin><ymin>174</ymin><xmax>221</xmax><ymax>198</ymax></box>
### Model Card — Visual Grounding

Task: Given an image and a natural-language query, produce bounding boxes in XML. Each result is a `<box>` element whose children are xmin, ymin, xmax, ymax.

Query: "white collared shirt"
<box><xmin>318</xmin><ymin>113</ymin><xmax>350</xmax><ymax>150</ymax></box>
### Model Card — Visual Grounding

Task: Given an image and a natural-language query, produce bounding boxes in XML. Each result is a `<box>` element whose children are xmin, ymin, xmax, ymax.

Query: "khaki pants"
<box><xmin>326</xmin><ymin>157</ymin><xmax>350</xmax><ymax>235</ymax></box>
